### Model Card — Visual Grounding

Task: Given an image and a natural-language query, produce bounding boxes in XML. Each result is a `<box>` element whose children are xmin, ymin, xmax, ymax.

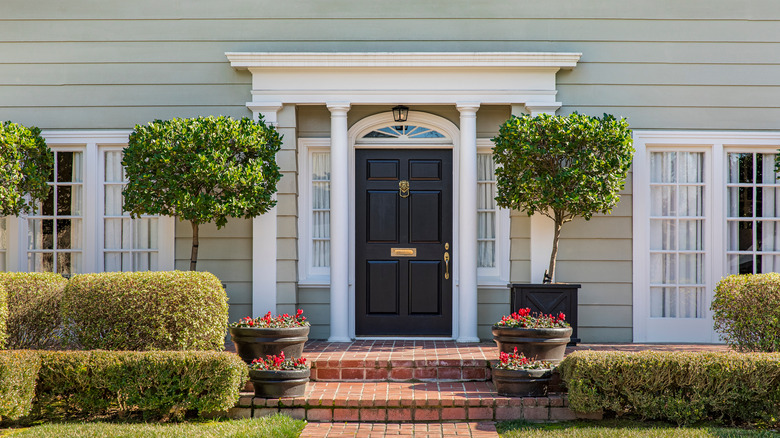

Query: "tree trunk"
<box><xmin>190</xmin><ymin>221</ymin><xmax>199</xmax><ymax>271</ymax></box>
<box><xmin>546</xmin><ymin>215</ymin><xmax>564</xmax><ymax>283</ymax></box>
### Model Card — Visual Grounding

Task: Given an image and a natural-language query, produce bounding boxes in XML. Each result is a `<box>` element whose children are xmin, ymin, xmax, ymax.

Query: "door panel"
<box><xmin>356</xmin><ymin>149</ymin><xmax>453</xmax><ymax>336</ymax></box>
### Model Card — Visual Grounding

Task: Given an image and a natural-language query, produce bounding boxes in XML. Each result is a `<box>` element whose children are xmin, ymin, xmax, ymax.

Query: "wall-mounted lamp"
<box><xmin>392</xmin><ymin>105</ymin><xmax>409</xmax><ymax>123</ymax></box>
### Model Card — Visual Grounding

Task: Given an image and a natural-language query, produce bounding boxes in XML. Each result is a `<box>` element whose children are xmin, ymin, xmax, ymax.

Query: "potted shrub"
<box><xmin>229</xmin><ymin>309</ymin><xmax>310</xmax><ymax>365</ymax></box>
<box><xmin>492</xmin><ymin>113</ymin><xmax>633</xmax><ymax>343</ymax></box>
<box><xmin>492</xmin><ymin>308</ymin><xmax>571</xmax><ymax>363</ymax></box>
<box><xmin>248</xmin><ymin>352</ymin><xmax>309</xmax><ymax>398</ymax></box>
<box><xmin>492</xmin><ymin>347</ymin><xmax>554</xmax><ymax>397</ymax></box>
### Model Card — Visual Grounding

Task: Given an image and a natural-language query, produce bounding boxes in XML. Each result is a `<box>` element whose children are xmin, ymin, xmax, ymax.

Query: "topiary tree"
<box><xmin>122</xmin><ymin>116</ymin><xmax>282</xmax><ymax>271</ymax></box>
<box><xmin>0</xmin><ymin>121</ymin><xmax>54</xmax><ymax>216</ymax></box>
<box><xmin>492</xmin><ymin>113</ymin><xmax>633</xmax><ymax>282</ymax></box>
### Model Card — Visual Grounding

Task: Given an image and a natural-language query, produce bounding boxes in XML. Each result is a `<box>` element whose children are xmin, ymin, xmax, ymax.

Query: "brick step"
<box><xmin>230</xmin><ymin>381</ymin><xmax>599</xmax><ymax>423</ymax></box>
<box><xmin>310</xmin><ymin>358</ymin><xmax>492</xmax><ymax>382</ymax></box>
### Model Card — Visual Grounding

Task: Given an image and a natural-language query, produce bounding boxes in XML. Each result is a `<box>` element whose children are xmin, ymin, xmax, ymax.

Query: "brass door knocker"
<box><xmin>399</xmin><ymin>180</ymin><xmax>410</xmax><ymax>198</ymax></box>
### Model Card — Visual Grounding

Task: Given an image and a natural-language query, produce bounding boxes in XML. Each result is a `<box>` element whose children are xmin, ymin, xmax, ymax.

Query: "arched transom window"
<box><xmin>362</xmin><ymin>124</ymin><xmax>447</xmax><ymax>141</ymax></box>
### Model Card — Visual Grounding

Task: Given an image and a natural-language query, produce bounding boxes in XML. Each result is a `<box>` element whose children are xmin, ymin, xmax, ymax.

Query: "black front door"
<box><xmin>355</xmin><ymin>149</ymin><xmax>453</xmax><ymax>336</ymax></box>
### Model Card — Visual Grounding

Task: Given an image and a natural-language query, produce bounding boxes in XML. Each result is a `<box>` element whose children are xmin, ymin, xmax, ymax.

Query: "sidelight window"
<box><xmin>311</xmin><ymin>152</ymin><xmax>331</xmax><ymax>270</ymax></box>
<box><xmin>477</xmin><ymin>153</ymin><xmax>496</xmax><ymax>268</ymax></box>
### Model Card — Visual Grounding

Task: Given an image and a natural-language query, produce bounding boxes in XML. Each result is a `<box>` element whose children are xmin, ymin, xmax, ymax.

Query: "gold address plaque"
<box><xmin>390</xmin><ymin>248</ymin><xmax>417</xmax><ymax>257</ymax></box>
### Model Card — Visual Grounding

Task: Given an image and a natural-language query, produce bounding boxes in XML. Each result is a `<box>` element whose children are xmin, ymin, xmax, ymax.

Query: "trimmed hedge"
<box><xmin>559</xmin><ymin>351</ymin><xmax>780</xmax><ymax>425</ymax></box>
<box><xmin>33</xmin><ymin>350</ymin><xmax>247</xmax><ymax>420</ymax></box>
<box><xmin>0</xmin><ymin>272</ymin><xmax>68</xmax><ymax>350</ymax></box>
<box><xmin>712</xmin><ymin>273</ymin><xmax>780</xmax><ymax>352</ymax></box>
<box><xmin>0</xmin><ymin>351</ymin><xmax>41</xmax><ymax>421</ymax></box>
<box><xmin>61</xmin><ymin>271</ymin><xmax>228</xmax><ymax>351</ymax></box>
<box><xmin>0</xmin><ymin>281</ymin><xmax>6</xmax><ymax>350</ymax></box>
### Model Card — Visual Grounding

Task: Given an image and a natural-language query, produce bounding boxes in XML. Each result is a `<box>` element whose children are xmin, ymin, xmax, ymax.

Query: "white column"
<box><xmin>512</xmin><ymin>104</ymin><xmax>557</xmax><ymax>283</ymax></box>
<box><xmin>250</xmin><ymin>103</ymin><xmax>282</xmax><ymax>317</ymax></box>
<box><xmin>327</xmin><ymin>102</ymin><xmax>352</xmax><ymax>342</ymax></box>
<box><xmin>456</xmin><ymin>102</ymin><xmax>480</xmax><ymax>343</ymax></box>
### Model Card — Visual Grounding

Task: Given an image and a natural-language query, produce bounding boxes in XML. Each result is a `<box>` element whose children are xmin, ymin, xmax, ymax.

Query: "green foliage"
<box><xmin>0</xmin><ymin>351</ymin><xmax>41</xmax><ymax>422</ymax></box>
<box><xmin>712</xmin><ymin>273</ymin><xmax>780</xmax><ymax>352</ymax></box>
<box><xmin>0</xmin><ymin>281</ymin><xmax>6</xmax><ymax>350</ymax></box>
<box><xmin>559</xmin><ymin>351</ymin><xmax>780</xmax><ymax>426</ymax></box>
<box><xmin>32</xmin><ymin>350</ymin><xmax>248</xmax><ymax>421</ymax></box>
<box><xmin>122</xmin><ymin>116</ymin><xmax>282</xmax><ymax>269</ymax></box>
<box><xmin>0</xmin><ymin>272</ymin><xmax>68</xmax><ymax>350</ymax></box>
<box><xmin>61</xmin><ymin>271</ymin><xmax>228</xmax><ymax>351</ymax></box>
<box><xmin>492</xmin><ymin>113</ymin><xmax>633</xmax><ymax>279</ymax></box>
<box><xmin>0</xmin><ymin>121</ymin><xmax>54</xmax><ymax>216</ymax></box>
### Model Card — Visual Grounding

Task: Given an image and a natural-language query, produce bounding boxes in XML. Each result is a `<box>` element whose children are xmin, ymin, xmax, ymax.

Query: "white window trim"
<box><xmin>11</xmin><ymin>131</ymin><xmax>175</xmax><ymax>274</ymax></box>
<box><xmin>298</xmin><ymin>138</ymin><xmax>332</xmax><ymax>287</ymax></box>
<box><xmin>477</xmin><ymin>139</ymin><xmax>510</xmax><ymax>287</ymax></box>
<box><xmin>633</xmin><ymin>130</ymin><xmax>780</xmax><ymax>343</ymax></box>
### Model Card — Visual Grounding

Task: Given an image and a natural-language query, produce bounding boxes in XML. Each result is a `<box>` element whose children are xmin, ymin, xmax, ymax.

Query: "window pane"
<box><xmin>650</xmin><ymin>253</ymin><xmax>677</xmax><ymax>284</ymax></box>
<box><xmin>757</xmin><ymin>187</ymin><xmax>780</xmax><ymax>218</ymax></box>
<box><xmin>758</xmin><ymin>221</ymin><xmax>780</xmax><ymax>251</ymax></box>
<box><xmin>728</xmin><ymin>153</ymin><xmax>753</xmax><ymax>184</ymax></box>
<box><xmin>679</xmin><ymin>287</ymin><xmax>704</xmax><ymax>318</ymax></box>
<box><xmin>57</xmin><ymin>152</ymin><xmax>83</xmax><ymax>183</ymax></box>
<box><xmin>478</xmin><ymin>241</ymin><xmax>495</xmax><ymax>268</ymax></box>
<box><xmin>678</xmin><ymin>220</ymin><xmax>702</xmax><ymax>250</ymax></box>
<box><xmin>56</xmin><ymin>185</ymin><xmax>83</xmax><ymax>216</ymax></box>
<box><xmin>313</xmin><ymin>240</ymin><xmax>330</xmax><ymax>268</ymax></box>
<box><xmin>104</xmin><ymin>185</ymin><xmax>124</xmax><ymax>215</ymax></box>
<box><xmin>650</xmin><ymin>220</ymin><xmax>676</xmax><ymax>250</ymax></box>
<box><xmin>650</xmin><ymin>287</ymin><xmax>677</xmax><ymax>318</ymax></box>
<box><xmin>678</xmin><ymin>186</ymin><xmax>703</xmax><ymax>216</ymax></box>
<box><xmin>679</xmin><ymin>152</ymin><xmax>704</xmax><ymax>183</ymax></box>
<box><xmin>651</xmin><ymin>186</ymin><xmax>676</xmax><ymax>216</ymax></box>
<box><xmin>104</xmin><ymin>151</ymin><xmax>125</xmax><ymax>182</ymax></box>
<box><xmin>650</xmin><ymin>152</ymin><xmax>676</xmax><ymax>183</ymax></box>
<box><xmin>28</xmin><ymin>252</ymin><xmax>54</xmax><ymax>272</ymax></box>
<box><xmin>728</xmin><ymin>187</ymin><xmax>753</xmax><ymax>218</ymax></box>
<box><xmin>678</xmin><ymin>254</ymin><xmax>703</xmax><ymax>284</ymax></box>
<box><xmin>759</xmin><ymin>153</ymin><xmax>779</xmax><ymax>184</ymax></box>
<box><xmin>28</xmin><ymin>219</ymin><xmax>53</xmax><ymax>250</ymax></box>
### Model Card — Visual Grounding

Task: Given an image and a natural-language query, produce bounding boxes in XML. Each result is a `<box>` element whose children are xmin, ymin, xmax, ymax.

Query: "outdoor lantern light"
<box><xmin>392</xmin><ymin>105</ymin><xmax>409</xmax><ymax>123</ymax></box>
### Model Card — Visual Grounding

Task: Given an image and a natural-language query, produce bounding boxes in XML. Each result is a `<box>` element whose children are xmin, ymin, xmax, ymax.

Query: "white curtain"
<box><xmin>312</xmin><ymin>152</ymin><xmax>331</xmax><ymax>268</ymax></box>
<box><xmin>477</xmin><ymin>153</ymin><xmax>496</xmax><ymax>268</ymax></box>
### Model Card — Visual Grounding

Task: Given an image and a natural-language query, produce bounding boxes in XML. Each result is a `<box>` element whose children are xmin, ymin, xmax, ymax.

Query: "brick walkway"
<box><xmin>299</xmin><ymin>422</ymin><xmax>499</xmax><ymax>438</ymax></box>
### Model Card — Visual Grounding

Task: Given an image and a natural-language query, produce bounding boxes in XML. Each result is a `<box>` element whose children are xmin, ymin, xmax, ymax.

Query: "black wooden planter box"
<box><xmin>509</xmin><ymin>283</ymin><xmax>581</xmax><ymax>345</ymax></box>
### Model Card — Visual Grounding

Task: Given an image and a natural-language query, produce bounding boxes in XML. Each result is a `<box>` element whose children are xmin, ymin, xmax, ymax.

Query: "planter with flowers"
<box><xmin>492</xmin><ymin>308</ymin><xmax>571</xmax><ymax>363</ymax></box>
<box><xmin>492</xmin><ymin>347</ymin><xmax>554</xmax><ymax>397</ymax></box>
<box><xmin>228</xmin><ymin>309</ymin><xmax>310</xmax><ymax>365</ymax></box>
<box><xmin>249</xmin><ymin>352</ymin><xmax>310</xmax><ymax>398</ymax></box>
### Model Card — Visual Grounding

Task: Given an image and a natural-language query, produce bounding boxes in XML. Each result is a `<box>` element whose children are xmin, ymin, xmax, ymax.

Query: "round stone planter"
<box><xmin>229</xmin><ymin>326</ymin><xmax>310</xmax><ymax>364</ymax></box>
<box><xmin>249</xmin><ymin>368</ymin><xmax>310</xmax><ymax>398</ymax></box>
<box><xmin>491</xmin><ymin>367</ymin><xmax>552</xmax><ymax>397</ymax></box>
<box><xmin>491</xmin><ymin>326</ymin><xmax>572</xmax><ymax>363</ymax></box>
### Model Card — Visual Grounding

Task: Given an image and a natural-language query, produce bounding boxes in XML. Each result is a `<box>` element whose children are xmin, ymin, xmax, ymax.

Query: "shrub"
<box><xmin>0</xmin><ymin>121</ymin><xmax>54</xmax><ymax>217</ymax></box>
<box><xmin>0</xmin><ymin>272</ymin><xmax>68</xmax><ymax>350</ymax></box>
<box><xmin>34</xmin><ymin>350</ymin><xmax>247</xmax><ymax>420</ymax></box>
<box><xmin>0</xmin><ymin>281</ymin><xmax>6</xmax><ymax>350</ymax></box>
<box><xmin>61</xmin><ymin>271</ymin><xmax>228</xmax><ymax>351</ymax></box>
<box><xmin>559</xmin><ymin>350</ymin><xmax>780</xmax><ymax>426</ymax></box>
<box><xmin>0</xmin><ymin>351</ymin><xmax>40</xmax><ymax>421</ymax></box>
<box><xmin>712</xmin><ymin>273</ymin><xmax>780</xmax><ymax>352</ymax></box>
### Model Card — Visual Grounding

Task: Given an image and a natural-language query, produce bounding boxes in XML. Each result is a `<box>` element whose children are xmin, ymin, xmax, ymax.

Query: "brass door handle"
<box><xmin>444</xmin><ymin>251</ymin><xmax>450</xmax><ymax>279</ymax></box>
<box><xmin>399</xmin><ymin>180</ymin><xmax>410</xmax><ymax>198</ymax></box>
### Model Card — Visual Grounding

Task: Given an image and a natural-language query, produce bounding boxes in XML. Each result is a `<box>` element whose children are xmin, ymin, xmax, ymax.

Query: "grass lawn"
<box><xmin>497</xmin><ymin>419</ymin><xmax>780</xmax><ymax>438</ymax></box>
<box><xmin>0</xmin><ymin>414</ymin><xmax>305</xmax><ymax>438</ymax></box>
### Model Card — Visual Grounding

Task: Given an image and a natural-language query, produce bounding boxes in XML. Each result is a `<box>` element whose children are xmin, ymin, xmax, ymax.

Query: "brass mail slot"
<box><xmin>390</xmin><ymin>248</ymin><xmax>417</xmax><ymax>257</ymax></box>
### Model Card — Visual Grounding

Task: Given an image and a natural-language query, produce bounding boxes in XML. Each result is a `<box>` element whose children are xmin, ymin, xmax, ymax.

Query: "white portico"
<box><xmin>226</xmin><ymin>52</ymin><xmax>581</xmax><ymax>342</ymax></box>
